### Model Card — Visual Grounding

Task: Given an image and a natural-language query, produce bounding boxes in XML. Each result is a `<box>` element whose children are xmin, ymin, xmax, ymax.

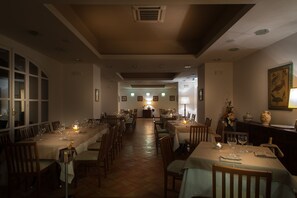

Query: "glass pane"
<box><xmin>41</xmin><ymin>71</ymin><xmax>48</xmax><ymax>78</ymax></box>
<box><xmin>41</xmin><ymin>79</ymin><xmax>48</xmax><ymax>100</ymax></box>
<box><xmin>0</xmin><ymin>100</ymin><xmax>9</xmax><ymax>129</ymax></box>
<box><xmin>14</xmin><ymin>54</ymin><xmax>26</xmax><ymax>72</ymax></box>
<box><xmin>14</xmin><ymin>101</ymin><xmax>25</xmax><ymax>127</ymax></box>
<box><xmin>29</xmin><ymin>76</ymin><xmax>38</xmax><ymax>99</ymax></box>
<box><xmin>29</xmin><ymin>62</ymin><xmax>38</xmax><ymax>75</ymax></box>
<box><xmin>0</xmin><ymin>48</ymin><xmax>9</xmax><ymax>68</ymax></box>
<box><xmin>41</xmin><ymin>101</ymin><xmax>48</xmax><ymax>122</ymax></box>
<box><xmin>14</xmin><ymin>73</ymin><xmax>25</xmax><ymax>99</ymax></box>
<box><xmin>29</xmin><ymin>101</ymin><xmax>38</xmax><ymax>124</ymax></box>
<box><xmin>0</xmin><ymin>69</ymin><xmax>9</xmax><ymax>98</ymax></box>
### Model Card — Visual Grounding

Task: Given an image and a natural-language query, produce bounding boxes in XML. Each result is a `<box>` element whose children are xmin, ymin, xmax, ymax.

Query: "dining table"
<box><xmin>22</xmin><ymin>123</ymin><xmax>108</xmax><ymax>183</ymax></box>
<box><xmin>179</xmin><ymin>141</ymin><xmax>297</xmax><ymax>198</ymax></box>
<box><xmin>166</xmin><ymin>120</ymin><xmax>217</xmax><ymax>151</ymax></box>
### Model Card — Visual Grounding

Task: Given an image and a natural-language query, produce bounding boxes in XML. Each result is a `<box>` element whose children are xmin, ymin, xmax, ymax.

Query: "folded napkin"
<box><xmin>220</xmin><ymin>154</ymin><xmax>241</xmax><ymax>161</ymax></box>
<box><xmin>219</xmin><ymin>157</ymin><xmax>242</xmax><ymax>164</ymax></box>
<box><xmin>59</xmin><ymin>161</ymin><xmax>74</xmax><ymax>184</ymax></box>
<box><xmin>254</xmin><ymin>151</ymin><xmax>276</xmax><ymax>158</ymax></box>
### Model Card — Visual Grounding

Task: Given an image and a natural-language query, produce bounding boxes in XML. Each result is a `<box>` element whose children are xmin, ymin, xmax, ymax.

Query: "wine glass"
<box><xmin>227</xmin><ymin>136</ymin><xmax>237</xmax><ymax>155</ymax></box>
<box><xmin>238</xmin><ymin>135</ymin><xmax>248</xmax><ymax>153</ymax></box>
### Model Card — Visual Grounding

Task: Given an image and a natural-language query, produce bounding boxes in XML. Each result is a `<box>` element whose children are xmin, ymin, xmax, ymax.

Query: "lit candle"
<box><xmin>73</xmin><ymin>124</ymin><xmax>79</xmax><ymax>132</ymax></box>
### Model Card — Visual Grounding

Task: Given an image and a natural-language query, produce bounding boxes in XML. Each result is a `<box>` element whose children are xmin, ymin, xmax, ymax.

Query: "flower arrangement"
<box><xmin>223</xmin><ymin>99</ymin><xmax>237</xmax><ymax>130</ymax></box>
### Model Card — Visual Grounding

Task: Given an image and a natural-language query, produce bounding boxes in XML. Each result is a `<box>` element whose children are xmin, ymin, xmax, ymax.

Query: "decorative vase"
<box><xmin>260</xmin><ymin>111</ymin><xmax>271</xmax><ymax>126</ymax></box>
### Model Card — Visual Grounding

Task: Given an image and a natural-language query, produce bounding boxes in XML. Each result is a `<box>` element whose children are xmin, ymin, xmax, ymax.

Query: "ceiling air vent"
<box><xmin>132</xmin><ymin>6</ymin><xmax>166</xmax><ymax>22</ymax></box>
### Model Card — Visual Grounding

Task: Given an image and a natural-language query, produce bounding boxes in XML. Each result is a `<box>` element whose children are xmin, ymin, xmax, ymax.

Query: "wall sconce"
<box><xmin>181</xmin><ymin>97</ymin><xmax>190</xmax><ymax>118</ymax></box>
<box><xmin>146</xmin><ymin>93</ymin><xmax>150</xmax><ymax>96</ymax></box>
<box><xmin>131</xmin><ymin>93</ymin><xmax>135</xmax><ymax>97</ymax></box>
<box><xmin>288</xmin><ymin>87</ymin><xmax>297</xmax><ymax>130</ymax></box>
<box><xmin>161</xmin><ymin>93</ymin><xmax>165</xmax><ymax>97</ymax></box>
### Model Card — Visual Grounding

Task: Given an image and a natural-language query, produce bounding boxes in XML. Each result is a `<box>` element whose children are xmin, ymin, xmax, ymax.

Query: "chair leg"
<box><xmin>164</xmin><ymin>174</ymin><xmax>167</xmax><ymax>198</ymax></box>
<box><xmin>172</xmin><ymin>176</ymin><xmax>176</xmax><ymax>191</ymax></box>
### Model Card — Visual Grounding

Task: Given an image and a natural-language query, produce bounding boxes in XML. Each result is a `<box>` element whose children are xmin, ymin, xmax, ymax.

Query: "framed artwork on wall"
<box><xmin>95</xmin><ymin>89</ymin><xmax>99</xmax><ymax>102</ymax></box>
<box><xmin>137</xmin><ymin>96</ymin><xmax>143</xmax><ymax>101</ymax></box>
<box><xmin>268</xmin><ymin>63</ymin><xmax>293</xmax><ymax>110</ymax></box>
<box><xmin>153</xmin><ymin>96</ymin><xmax>158</xmax><ymax>101</ymax></box>
<box><xmin>199</xmin><ymin>89</ymin><xmax>204</xmax><ymax>101</ymax></box>
<box><xmin>121</xmin><ymin>96</ymin><xmax>127</xmax><ymax>102</ymax></box>
<box><xmin>169</xmin><ymin>95</ymin><xmax>175</xmax><ymax>101</ymax></box>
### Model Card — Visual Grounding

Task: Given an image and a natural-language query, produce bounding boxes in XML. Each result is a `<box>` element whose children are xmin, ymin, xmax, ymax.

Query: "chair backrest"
<box><xmin>39</xmin><ymin>123</ymin><xmax>51</xmax><ymax>133</ymax></box>
<box><xmin>189</xmin><ymin>126</ymin><xmax>209</xmax><ymax>147</ymax></box>
<box><xmin>98</xmin><ymin>133</ymin><xmax>108</xmax><ymax>161</ymax></box>
<box><xmin>51</xmin><ymin>121</ymin><xmax>61</xmax><ymax>131</ymax></box>
<box><xmin>159</xmin><ymin>136</ymin><xmax>174</xmax><ymax>172</ymax></box>
<box><xmin>216</xmin><ymin>118</ymin><xmax>225</xmax><ymax>136</ymax></box>
<box><xmin>0</xmin><ymin>132</ymin><xmax>11</xmax><ymax>153</ymax></box>
<box><xmin>191</xmin><ymin>114</ymin><xmax>196</xmax><ymax>120</ymax></box>
<box><xmin>212</xmin><ymin>164</ymin><xmax>272</xmax><ymax>198</ymax></box>
<box><xmin>222</xmin><ymin>131</ymin><xmax>249</xmax><ymax>144</ymax></box>
<box><xmin>187</xmin><ymin>112</ymin><xmax>191</xmax><ymax>119</ymax></box>
<box><xmin>5</xmin><ymin>142</ymin><xmax>41</xmax><ymax>177</ymax></box>
<box><xmin>15</xmin><ymin>127</ymin><xmax>30</xmax><ymax>141</ymax></box>
<box><xmin>205</xmin><ymin>117</ymin><xmax>212</xmax><ymax>127</ymax></box>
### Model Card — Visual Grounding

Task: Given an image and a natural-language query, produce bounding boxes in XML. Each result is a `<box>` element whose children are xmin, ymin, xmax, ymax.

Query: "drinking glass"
<box><xmin>238</xmin><ymin>135</ymin><xmax>248</xmax><ymax>152</ymax></box>
<box><xmin>227</xmin><ymin>136</ymin><xmax>237</xmax><ymax>149</ymax></box>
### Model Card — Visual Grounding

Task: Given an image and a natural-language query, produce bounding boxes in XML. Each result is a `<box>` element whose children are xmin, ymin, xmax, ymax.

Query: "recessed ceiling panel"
<box><xmin>119</xmin><ymin>72</ymin><xmax>178</xmax><ymax>80</ymax></box>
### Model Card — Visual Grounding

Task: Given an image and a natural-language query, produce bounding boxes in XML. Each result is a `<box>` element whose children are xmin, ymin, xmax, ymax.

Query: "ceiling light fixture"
<box><xmin>254</xmin><ymin>29</ymin><xmax>270</xmax><ymax>36</ymax></box>
<box><xmin>184</xmin><ymin>65</ymin><xmax>191</xmax><ymax>69</ymax></box>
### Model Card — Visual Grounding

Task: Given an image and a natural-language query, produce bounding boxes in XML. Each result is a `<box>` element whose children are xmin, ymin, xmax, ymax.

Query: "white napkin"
<box><xmin>254</xmin><ymin>151</ymin><xmax>276</xmax><ymax>158</ymax></box>
<box><xmin>219</xmin><ymin>157</ymin><xmax>242</xmax><ymax>164</ymax></box>
<box><xmin>220</xmin><ymin>154</ymin><xmax>241</xmax><ymax>161</ymax></box>
<box><xmin>59</xmin><ymin>161</ymin><xmax>75</xmax><ymax>184</ymax></box>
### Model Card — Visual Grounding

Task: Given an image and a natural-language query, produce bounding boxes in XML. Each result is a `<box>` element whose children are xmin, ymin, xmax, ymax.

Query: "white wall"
<box><xmin>234</xmin><ymin>32</ymin><xmax>297</xmax><ymax>125</ymax></box>
<box><xmin>119</xmin><ymin>87</ymin><xmax>178</xmax><ymax>117</ymax></box>
<box><xmin>101</xmin><ymin>78</ymin><xmax>118</xmax><ymax>115</ymax></box>
<box><xmin>198</xmin><ymin>62</ymin><xmax>233</xmax><ymax>131</ymax></box>
<box><xmin>93</xmin><ymin>64</ymin><xmax>101</xmax><ymax>118</ymax></box>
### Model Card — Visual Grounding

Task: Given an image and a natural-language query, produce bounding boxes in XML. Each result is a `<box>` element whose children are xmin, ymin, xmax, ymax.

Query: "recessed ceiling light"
<box><xmin>228</xmin><ymin>48</ymin><xmax>239</xmax><ymax>52</ymax></box>
<box><xmin>75</xmin><ymin>58</ymin><xmax>81</xmax><ymax>62</ymax></box>
<box><xmin>184</xmin><ymin>65</ymin><xmax>191</xmax><ymax>69</ymax></box>
<box><xmin>254</xmin><ymin>29</ymin><xmax>270</xmax><ymax>35</ymax></box>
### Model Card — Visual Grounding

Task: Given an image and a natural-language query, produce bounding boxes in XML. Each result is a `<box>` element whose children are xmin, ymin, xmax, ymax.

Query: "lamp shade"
<box><xmin>181</xmin><ymin>97</ymin><xmax>190</xmax><ymax>104</ymax></box>
<box><xmin>288</xmin><ymin>88</ymin><xmax>297</xmax><ymax>108</ymax></box>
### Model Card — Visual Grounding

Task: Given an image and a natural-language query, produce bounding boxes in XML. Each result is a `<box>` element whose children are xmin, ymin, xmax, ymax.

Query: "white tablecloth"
<box><xmin>179</xmin><ymin>142</ymin><xmax>296</xmax><ymax>198</ymax></box>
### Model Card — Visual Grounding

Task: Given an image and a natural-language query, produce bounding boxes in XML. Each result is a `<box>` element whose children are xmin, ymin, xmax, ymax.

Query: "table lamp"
<box><xmin>288</xmin><ymin>87</ymin><xmax>297</xmax><ymax>130</ymax></box>
<box><xmin>181</xmin><ymin>97</ymin><xmax>190</xmax><ymax>118</ymax></box>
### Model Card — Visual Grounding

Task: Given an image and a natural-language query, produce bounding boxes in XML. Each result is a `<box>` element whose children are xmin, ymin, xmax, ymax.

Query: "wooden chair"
<box><xmin>215</xmin><ymin>118</ymin><xmax>225</xmax><ymax>142</ymax></box>
<box><xmin>222</xmin><ymin>131</ymin><xmax>249</xmax><ymax>144</ymax></box>
<box><xmin>160</xmin><ymin>136</ymin><xmax>185</xmax><ymax>198</ymax></box>
<box><xmin>205</xmin><ymin>117</ymin><xmax>212</xmax><ymax>127</ymax></box>
<box><xmin>74</xmin><ymin>133</ymin><xmax>108</xmax><ymax>187</ymax></box>
<box><xmin>4</xmin><ymin>142</ymin><xmax>55</xmax><ymax>197</ymax></box>
<box><xmin>154</xmin><ymin>122</ymin><xmax>170</xmax><ymax>155</ymax></box>
<box><xmin>212</xmin><ymin>164</ymin><xmax>272</xmax><ymax>198</ymax></box>
<box><xmin>39</xmin><ymin>122</ymin><xmax>52</xmax><ymax>133</ymax></box>
<box><xmin>0</xmin><ymin>131</ymin><xmax>11</xmax><ymax>153</ymax></box>
<box><xmin>188</xmin><ymin>126</ymin><xmax>209</xmax><ymax>152</ymax></box>
<box><xmin>191</xmin><ymin>114</ymin><xmax>196</xmax><ymax>120</ymax></box>
<box><xmin>51</xmin><ymin>121</ymin><xmax>61</xmax><ymax>131</ymax></box>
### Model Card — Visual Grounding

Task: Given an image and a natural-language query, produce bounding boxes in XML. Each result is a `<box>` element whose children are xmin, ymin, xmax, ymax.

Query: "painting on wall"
<box><xmin>95</xmin><ymin>89</ymin><xmax>99</xmax><ymax>102</ymax></box>
<box><xmin>268</xmin><ymin>63</ymin><xmax>293</xmax><ymax>110</ymax></box>
<box><xmin>121</xmin><ymin>96</ymin><xmax>127</xmax><ymax>102</ymax></box>
<box><xmin>153</xmin><ymin>96</ymin><xmax>158</xmax><ymax>101</ymax></box>
<box><xmin>169</xmin><ymin>95</ymin><xmax>175</xmax><ymax>101</ymax></box>
<box><xmin>137</xmin><ymin>96</ymin><xmax>143</xmax><ymax>101</ymax></box>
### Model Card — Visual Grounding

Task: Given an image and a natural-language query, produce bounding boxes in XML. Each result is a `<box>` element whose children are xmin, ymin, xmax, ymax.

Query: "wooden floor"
<box><xmin>1</xmin><ymin>118</ymin><xmax>183</xmax><ymax>197</ymax></box>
